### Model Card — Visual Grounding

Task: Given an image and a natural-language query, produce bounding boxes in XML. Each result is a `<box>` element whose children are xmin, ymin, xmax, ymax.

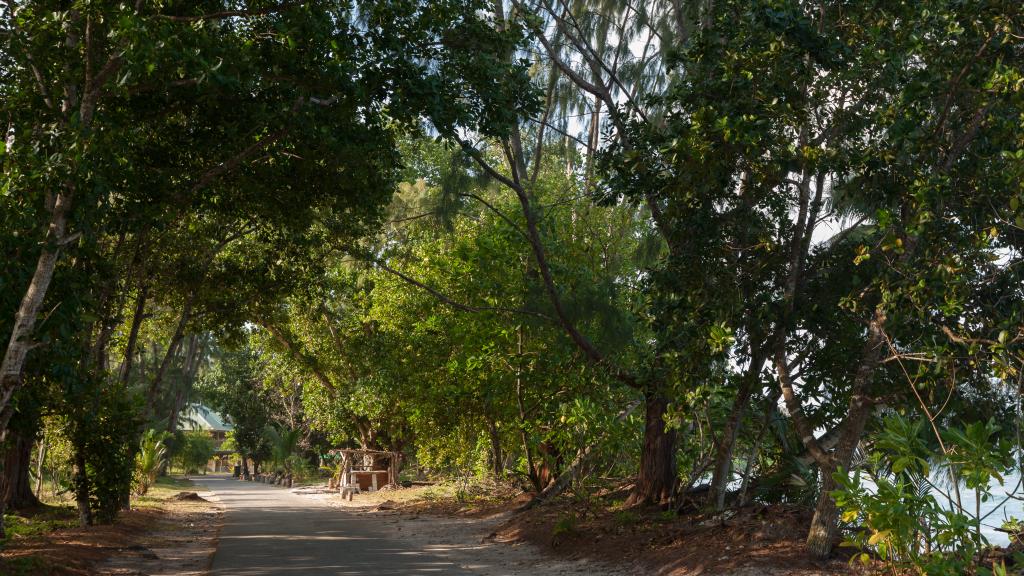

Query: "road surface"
<box><xmin>202</xmin><ymin>475</ymin><xmax>472</xmax><ymax>575</ymax></box>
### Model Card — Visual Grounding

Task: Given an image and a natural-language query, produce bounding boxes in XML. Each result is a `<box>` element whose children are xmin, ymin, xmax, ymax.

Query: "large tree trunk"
<box><xmin>0</xmin><ymin>428</ymin><xmax>41</xmax><ymax>510</ymax></box>
<box><xmin>627</xmin><ymin>392</ymin><xmax>677</xmax><ymax>506</ymax></box>
<box><xmin>0</xmin><ymin>408</ymin><xmax>43</xmax><ymax>538</ymax></box>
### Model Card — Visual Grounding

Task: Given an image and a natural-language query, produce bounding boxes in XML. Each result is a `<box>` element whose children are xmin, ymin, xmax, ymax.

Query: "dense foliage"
<box><xmin>2</xmin><ymin>0</ymin><xmax>1022</xmax><ymax>572</ymax></box>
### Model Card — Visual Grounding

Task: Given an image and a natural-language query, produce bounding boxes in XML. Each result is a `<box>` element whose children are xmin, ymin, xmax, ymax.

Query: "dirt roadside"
<box><xmin>290</xmin><ymin>484</ymin><xmax>642</xmax><ymax>575</ymax></box>
<box><xmin>289</xmin><ymin>483</ymin><xmax>863</xmax><ymax>576</ymax></box>
<box><xmin>0</xmin><ymin>479</ymin><xmax>223</xmax><ymax>576</ymax></box>
<box><xmin>96</xmin><ymin>488</ymin><xmax>223</xmax><ymax>576</ymax></box>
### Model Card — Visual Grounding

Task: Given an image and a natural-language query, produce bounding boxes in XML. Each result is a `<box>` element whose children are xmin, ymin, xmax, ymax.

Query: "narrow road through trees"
<box><xmin>203</xmin><ymin>476</ymin><xmax>471</xmax><ymax>575</ymax></box>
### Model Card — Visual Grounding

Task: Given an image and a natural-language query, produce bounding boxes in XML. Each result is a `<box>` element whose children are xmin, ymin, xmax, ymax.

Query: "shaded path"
<box><xmin>202</xmin><ymin>475</ymin><xmax>471</xmax><ymax>575</ymax></box>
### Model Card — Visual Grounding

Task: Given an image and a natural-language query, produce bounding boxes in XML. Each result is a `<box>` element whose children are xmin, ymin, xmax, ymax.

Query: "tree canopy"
<box><xmin>2</xmin><ymin>1</ymin><xmax>1023</xmax><ymax>571</ymax></box>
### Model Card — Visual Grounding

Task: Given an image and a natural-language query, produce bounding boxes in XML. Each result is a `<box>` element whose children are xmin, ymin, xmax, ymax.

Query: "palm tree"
<box><xmin>135</xmin><ymin>429</ymin><xmax>168</xmax><ymax>496</ymax></box>
<box><xmin>264</xmin><ymin>425</ymin><xmax>302</xmax><ymax>485</ymax></box>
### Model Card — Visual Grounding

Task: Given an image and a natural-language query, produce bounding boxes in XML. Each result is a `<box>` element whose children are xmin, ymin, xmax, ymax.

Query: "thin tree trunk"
<box><xmin>530</xmin><ymin>66</ymin><xmax>559</xmax><ymax>184</ymax></box>
<box><xmin>738</xmin><ymin>392</ymin><xmax>779</xmax><ymax>506</ymax></box>
<box><xmin>709</xmin><ymin>383</ymin><xmax>754</xmax><ymax>511</ymax></box>
<box><xmin>520</xmin><ymin>399</ymin><xmax>642</xmax><ymax>511</ymax></box>
<box><xmin>35</xmin><ymin>438</ymin><xmax>47</xmax><ymax>498</ymax></box>
<box><xmin>584</xmin><ymin>97</ymin><xmax>602</xmax><ymax>190</ymax></box>
<box><xmin>119</xmin><ymin>284</ymin><xmax>149</xmax><ymax>385</ymax></box>
<box><xmin>488</xmin><ymin>416</ymin><xmax>503</xmax><ymax>477</ymax></box>
<box><xmin>145</xmin><ymin>295</ymin><xmax>194</xmax><ymax>418</ymax></box>
<box><xmin>805</xmin><ymin>310</ymin><xmax>886</xmax><ymax>558</ymax></box>
<box><xmin>710</xmin><ymin>350</ymin><xmax>766</xmax><ymax>510</ymax></box>
<box><xmin>515</xmin><ymin>326</ymin><xmax>541</xmax><ymax>491</ymax></box>
<box><xmin>72</xmin><ymin>448</ymin><xmax>92</xmax><ymax>526</ymax></box>
<box><xmin>737</xmin><ymin>425</ymin><xmax>763</xmax><ymax>506</ymax></box>
<box><xmin>167</xmin><ymin>334</ymin><xmax>202</xmax><ymax>433</ymax></box>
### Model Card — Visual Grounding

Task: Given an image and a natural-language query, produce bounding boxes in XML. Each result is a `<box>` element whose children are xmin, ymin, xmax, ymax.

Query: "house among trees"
<box><xmin>178</xmin><ymin>403</ymin><xmax>235</xmax><ymax>473</ymax></box>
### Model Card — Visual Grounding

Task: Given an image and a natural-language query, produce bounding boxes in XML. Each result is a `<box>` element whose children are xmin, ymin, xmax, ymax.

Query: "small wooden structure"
<box><xmin>327</xmin><ymin>449</ymin><xmax>401</xmax><ymax>499</ymax></box>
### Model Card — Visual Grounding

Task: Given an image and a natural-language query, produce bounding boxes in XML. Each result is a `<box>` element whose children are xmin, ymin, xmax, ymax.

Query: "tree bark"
<box><xmin>627</xmin><ymin>391</ymin><xmax>677</xmax><ymax>506</ymax></box>
<box><xmin>806</xmin><ymin>398</ymin><xmax>875</xmax><ymax>557</ymax></box>
<box><xmin>145</xmin><ymin>296</ymin><xmax>194</xmax><ymax>419</ymax></box>
<box><xmin>804</xmin><ymin>310</ymin><xmax>886</xmax><ymax>558</ymax></box>
<box><xmin>0</xmin><ymin>190</ymin><xmax>74</xmax><ymax>434</ymax></box>
<box><xmin>709</xmin><ymin>350</ymin><xmax>765</xmax><ymax>510</ymax></box>
<box><xmin>0</xmin><ymin>428</ymin><xmax>41</xmax><ymax>510</ymax></box>
<box><xmin>72</xmin><ymin>448</ymin><xmax>92</xmax><ymax>526</ymax></box>
<box><xmin>119</xmin><ymin>284</ymin><xmax>149</xmax><ymax>385</ymax></box>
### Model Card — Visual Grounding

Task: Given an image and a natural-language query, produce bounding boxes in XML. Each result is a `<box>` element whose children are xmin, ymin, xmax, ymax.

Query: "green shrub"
<box><xmin>68</xmin><ymin>382</ymin><xmax>140</xmax><ymax>523</ymax></box>
<box><xmin>833</xmin><ymin>415</ymin><xmax>1015</xmax><ymax>575</ymax></box>
<box><xmin>174</xmin><ymin>432</ymin><xmax>216</xmax><ymax>475</ymax></box>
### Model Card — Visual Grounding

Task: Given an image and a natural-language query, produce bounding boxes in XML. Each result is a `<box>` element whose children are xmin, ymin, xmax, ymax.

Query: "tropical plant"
<box><xmin>265</xmin><ymin>426</ymin><xmax>303</xmax><ymax>478</ymax></box>
<box><xmin>834</xmin><ymin>415</ymin><xmax>1017</xmax><ymax>575</ymax></box>
<box><xmin>134</xmin><ymin>429</ymin><xmax>169</xmax><ymax>496</ymax></box>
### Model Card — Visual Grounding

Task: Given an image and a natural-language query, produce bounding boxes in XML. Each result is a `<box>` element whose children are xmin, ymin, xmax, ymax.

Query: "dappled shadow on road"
<box><xmin>206</xmin><ymin>477</ymin><xmax>474</xmax><ymax>575</ymax></box>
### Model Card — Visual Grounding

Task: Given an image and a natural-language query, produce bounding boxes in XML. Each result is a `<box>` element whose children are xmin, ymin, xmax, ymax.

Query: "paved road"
<box><xmin>201</xmin><ymin>475</ymin><xmax>471</xmax><ymax>575</ymax></box>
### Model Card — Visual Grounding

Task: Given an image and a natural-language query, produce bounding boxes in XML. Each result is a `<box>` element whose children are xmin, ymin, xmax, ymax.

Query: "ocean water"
<box><xmin>820</xmin><ymin>471</ymin><xmax>1024</xmax><ymax>546</ymax></box>
<box><xmin>946</xmin><ymin>472</ymin><xmax>1024</xmax><ymax>546</ymax></box>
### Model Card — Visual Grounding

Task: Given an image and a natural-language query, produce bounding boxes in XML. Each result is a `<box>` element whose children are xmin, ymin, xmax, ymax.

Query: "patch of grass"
<box><xmin>134</xmin><ymin>475</ymin><xmax>196</xmax><ymax>508</ymax></box>
<box><xmin>1</xmin><ymin>506</ymin><xmax>78</xmax><ymax>545</ymax></box>
<box><xmin>552</xmin><ymin>512</ymin><xmax>579</xmax><ymax>538</ymax></box>
<box><xmin>0</xmin><ymin>555</ymin><xmax>51</xmax><ymax>576</ymax></box>
<box><xmin>657</xmin><ymin>509</ymin><xmax>678</xmax><ymax>523</ymax></box>
<box><xmin>612</xmin><ymin>510</ymin><xmax>641</xmax><ymax>528</ymax></box>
